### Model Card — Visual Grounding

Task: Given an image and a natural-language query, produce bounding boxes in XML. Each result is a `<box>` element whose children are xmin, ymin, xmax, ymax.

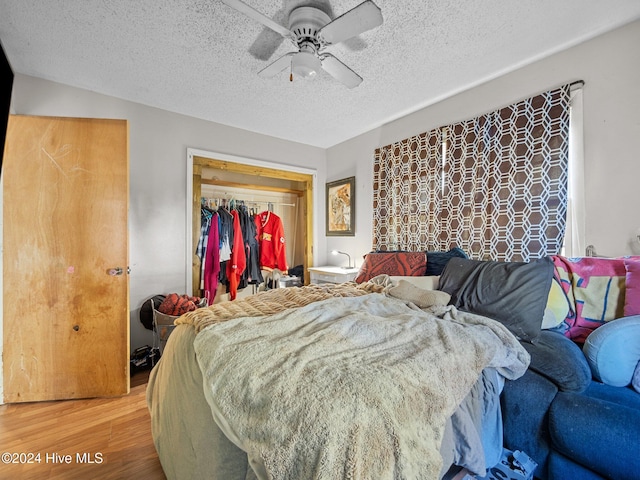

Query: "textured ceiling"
<box><xmin>1</xmin><ymin>1</ymin><xmax>640</xmax><ymax>148</ymax></box>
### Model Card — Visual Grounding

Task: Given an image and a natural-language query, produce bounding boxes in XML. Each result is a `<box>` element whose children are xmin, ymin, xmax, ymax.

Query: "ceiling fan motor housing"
<box><xmin>288</xmin><ymin>6</ymin><xmax>331</xmax><ymax>53</ymax></box>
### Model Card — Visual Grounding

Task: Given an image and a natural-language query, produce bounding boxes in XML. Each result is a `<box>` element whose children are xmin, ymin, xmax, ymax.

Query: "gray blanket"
<box><xmin>194</xmin><ymin>293</ymin><xmax>529</xmax><ymax>480</ymax></box>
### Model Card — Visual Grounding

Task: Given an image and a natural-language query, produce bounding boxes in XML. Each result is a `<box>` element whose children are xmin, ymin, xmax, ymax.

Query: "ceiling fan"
<box><xmin>221</xmin><ymin>0</ymin><xmax>383</xmax><ymax>88</ymax></box>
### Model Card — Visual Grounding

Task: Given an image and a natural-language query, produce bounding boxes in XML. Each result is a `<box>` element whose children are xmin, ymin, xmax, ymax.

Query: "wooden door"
<box><xmin>3</xmin><ymin>115</ymin><xmax>129</xmax><ymax>403</ymax></box>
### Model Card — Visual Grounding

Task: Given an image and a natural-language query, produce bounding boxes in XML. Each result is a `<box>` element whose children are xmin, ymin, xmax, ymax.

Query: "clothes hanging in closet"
<box><xmin>202</xmin><ymin>211</ymin><xmax>220</xmax><ymax>305</ymax></box>
<box><xmin>238</xmin><ymin>205</ymin><xmax>263</xmax><ymax>287</ymax></box>
<box><xmin>226</xmin><ymin>209</ymin><xmax>246</xmax><ymax>300</ymax></box>
<box><xmin>198</xmin><ymin>207</ymin><xmax>217</xmax><ymax>300</ymax></box>
<box><xmin>216</xmin><ymin>206</ymin><xmax>234</xmax><ymax>289</ymax></box>
<box><xmin>197</xmin><ymin>207</ymin><xmax>213</xmax><ymax>289</ymax></box>
<box><xmin>218</xmin><ymin>206</ymin><xmax>234</xmax><ymax>263</ymax></box>
<box><xmin>198</xmin><ymin>201</ymin><xmax>290</xmax><ymax>300</ymax></box>
<box><xmin>198</xmin><ymin>205</ymin><xmax>231</xmax><ymax>302</ymax></box>
<box><xmin>255</xmin><ymin>210</ymin><xmax>288</xmax><ymax>273</ymax></box>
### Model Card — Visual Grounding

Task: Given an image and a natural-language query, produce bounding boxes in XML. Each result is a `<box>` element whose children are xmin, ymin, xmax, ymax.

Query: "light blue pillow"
<box><xmin>583</xmin><ymin>316</ymin><xmax>640</xmax><ymax>387</ymax></box>
<box><xmin>633</xmin><ymin>362</ymin><xmax>640</xmax><ymax>393</ymax></box>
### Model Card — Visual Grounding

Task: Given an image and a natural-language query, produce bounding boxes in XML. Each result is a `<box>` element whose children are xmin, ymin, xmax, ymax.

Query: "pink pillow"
<box><xmin>552</xmin><ymin>255</ymin><xmax>627</xmax><ymax>343</ymax></box>
<box><xmin>624</xmin><ymin>258</ymin><xmax>640</xmax><ymax>316</ymax></box>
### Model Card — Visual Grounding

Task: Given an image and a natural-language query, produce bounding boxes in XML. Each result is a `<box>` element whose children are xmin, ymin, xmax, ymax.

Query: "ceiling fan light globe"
<box><xmin>292</xmin><ymin>52</ymin><xmax>321</xmax><ymax>80</ymax></box>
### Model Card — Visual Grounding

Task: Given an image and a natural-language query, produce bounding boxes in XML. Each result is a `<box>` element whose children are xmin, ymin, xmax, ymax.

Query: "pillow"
<box><xmin>523</xmin><ymin>330</ymin><xmax>591</xmax><ymax>393</ymax></box>
<box><xmin>425</xmin><ymin>247</ymin><xmax>468</xmax><ymax>276</ymax></box>
<box><xmin>633</xmin><ymin>361</ymin><xmax>640</xmax><ymax>393</ymax></box>
<box><xmin>552</xmin><ymin>255</ymin><xmax>627</xmax><ymax>344</ymax></box>
<box><xmin>542</xmin><ymin>277</ymin><xmax>570</xmax><ymax>329</ymax></box>
<box><xmin>389</xmin><ymin>275</ymin><xmax>439</xmax><ymax>290</ymax></box>
<box><xmin>387</xmin><ymin>280</ymin><xmax>451</xmax><ymax>308</ymax></box>
<box><xmin>438</xmin><ymin>256</ymin><xmax>554</xmax><ymax>343</ymax></box>
<box><xmin>354</xmin><ymin>252</ymin><xmax>427</xmax><ymax>283</ymax></box>
<box><xmin>583</xmin><ymin>315</ymin><xmax>640</xmax><ymax>387</ymax></box>
<box><xmin>624</xmin><ymin>258</ymin><xmax>640</xmax><ymax>316</ymax></box>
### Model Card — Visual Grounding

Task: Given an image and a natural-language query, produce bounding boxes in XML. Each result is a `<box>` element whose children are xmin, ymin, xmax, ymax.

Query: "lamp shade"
<box><xmin>291</xmin><ymin>52</ymin><xmax>321</xmax><ymax>80</ymax></box>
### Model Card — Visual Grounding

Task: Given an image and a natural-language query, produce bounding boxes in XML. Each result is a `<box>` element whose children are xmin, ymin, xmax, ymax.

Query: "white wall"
<box><xmin>327</xmin><ymin>19</ymin><xmax>640</xmax><ymax>263</ymax></box>
<box><xmin>3</xmin><ymin>75</ymin><xmax>327</xmax><ymax>356</ymax></box>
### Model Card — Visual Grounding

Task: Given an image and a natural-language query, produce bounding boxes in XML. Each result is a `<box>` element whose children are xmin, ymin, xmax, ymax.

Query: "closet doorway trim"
<box><xmin>186</xmin><ymin>148</ymin><xmax>317</xmax><ymax>294</ymax></box>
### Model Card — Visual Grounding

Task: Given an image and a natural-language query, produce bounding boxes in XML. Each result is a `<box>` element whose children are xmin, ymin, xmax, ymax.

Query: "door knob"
<box><xmin>108</xmin><ymin>267</ymin><xmax>124</xmax><ymax>276</ymax></box>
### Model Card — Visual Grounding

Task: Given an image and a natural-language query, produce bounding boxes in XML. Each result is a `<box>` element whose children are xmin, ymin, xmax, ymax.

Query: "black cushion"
<box><xmin>425</xmin><ymin>247</ymin><xmax>468</xmax><ymax>276</ymax></box>
<box><xmin>438</xmin><ymin>256</ymin><xmax>554</xmax><ymax>343</ymax></box>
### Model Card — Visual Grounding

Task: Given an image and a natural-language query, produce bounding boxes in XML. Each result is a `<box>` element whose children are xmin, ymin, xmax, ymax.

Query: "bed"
<box><xmin>146</xmin><ymin>278</ymin><xmax>530</xmax><ymax>479</ymax></box>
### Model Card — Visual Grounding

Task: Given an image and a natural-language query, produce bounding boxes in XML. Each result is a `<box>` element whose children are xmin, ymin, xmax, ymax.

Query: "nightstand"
<box><xmin>308</xmin><ymin>266</ymin><xmax>360</xmax><ymax>284</ymax></box>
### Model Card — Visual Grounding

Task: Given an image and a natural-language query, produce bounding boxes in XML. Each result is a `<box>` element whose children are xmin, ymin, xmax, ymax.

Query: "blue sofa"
<box><xmin>435</xmin><ymin>252</ymin><xmax>640</xmax><ymax>480</ymax></box>
<box><xmin>501</xmin><ymin>318</ymin><xmax>640</xmax><ymax>480</ymax></box>
<box><xmin>371</xmin><ymin>250</ymin><xmax>640</xmax><ymax>479</ymax></box>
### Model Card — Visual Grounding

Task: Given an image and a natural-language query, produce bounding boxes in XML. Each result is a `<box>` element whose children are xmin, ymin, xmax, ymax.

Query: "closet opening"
<box><xmin>186</xmin><ymin>149</ymin><xmax>316</xmax><ymax>298</ymax></box>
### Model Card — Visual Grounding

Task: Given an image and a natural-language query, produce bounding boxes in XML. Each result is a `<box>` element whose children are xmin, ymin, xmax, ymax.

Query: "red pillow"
<box><xmin>624</xmin><ymin>258</ymin><xmax>640</xmax><ymax>316</ymax></box>
<box><xmin>355</xmin><ymin>252</ymin><xmax>427</xmax><ymax>283</ymax></box>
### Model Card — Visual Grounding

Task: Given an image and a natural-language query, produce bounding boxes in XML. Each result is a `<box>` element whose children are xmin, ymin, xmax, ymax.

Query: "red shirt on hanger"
<box><xmin>226</xmin><ymin>209</ymin><xmax>246</xmax><ymax>300</ymax></box>
<box><xmin>254</xmin><ymin>211</ymin><xmax>288</xmax><ymax>273</ymax></box>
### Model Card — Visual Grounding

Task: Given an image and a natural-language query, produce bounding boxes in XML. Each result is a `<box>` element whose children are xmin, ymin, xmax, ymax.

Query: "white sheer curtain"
<box><xmin>564</xmin><ymin>81</ymin><xmax>586</xmax><ymax>257</ymax></box>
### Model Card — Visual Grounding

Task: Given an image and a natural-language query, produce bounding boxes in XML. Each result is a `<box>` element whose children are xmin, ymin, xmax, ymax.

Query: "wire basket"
<box><xmin>150</xmin><ymin>300</ymin><xmax>179</xmax><ymax>354</ymax></box>
<box><xmin>150</xmin><ymin>297</ymin><xmax>207</xmax><ymax>353</ymax></box>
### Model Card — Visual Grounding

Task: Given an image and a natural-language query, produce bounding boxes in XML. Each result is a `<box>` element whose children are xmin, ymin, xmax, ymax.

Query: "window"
<box><xmin>373</xmin><ymin>85</ymin><xmax>571</xmax><ymax>261</ymax></box>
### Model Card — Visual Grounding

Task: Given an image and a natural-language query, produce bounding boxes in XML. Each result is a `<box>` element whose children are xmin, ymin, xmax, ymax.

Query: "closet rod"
<box><xmin>201</xmin><ymin>178</ymin><xmax>304</xmax><ymax>196</ymax></box>
<box><xmin>201</xmin><ymin>197</ymin><xmax>296</xmax><ymax>207</ymax></box>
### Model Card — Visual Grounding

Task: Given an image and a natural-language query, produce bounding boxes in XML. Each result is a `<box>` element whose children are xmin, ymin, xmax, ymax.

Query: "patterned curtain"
<box><xmin>373</xmin><ymin>86</ymin><xmax>570</xmax><ymax>261</ymax></box>
<box><xmin>373</xmin><ymin>130</ymin><xmax>442</xmax><ymax>251</ymax></box>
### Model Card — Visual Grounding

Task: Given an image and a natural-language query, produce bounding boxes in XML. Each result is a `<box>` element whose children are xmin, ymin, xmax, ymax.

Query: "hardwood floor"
<box><xmin>0</xmin><ymin>370</ymin><xmax>166</xmax><ymax>479</ymax></box>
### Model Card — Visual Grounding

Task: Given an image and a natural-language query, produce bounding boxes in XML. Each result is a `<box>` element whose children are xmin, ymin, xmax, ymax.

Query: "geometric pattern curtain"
<box><xmin>373</xmin><ymin>85</ymin><xmax>570</xmax><ymax>261</ymax></box>
<box><xmin>373</xmin><ymin>129</ymin><xmax>442</xmax><ymax>252</ymax></box>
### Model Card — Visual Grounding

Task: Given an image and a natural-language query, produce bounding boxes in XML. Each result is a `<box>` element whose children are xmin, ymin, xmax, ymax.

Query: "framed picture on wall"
<box><xmin>326</xmin><ymin>176</ymin><xmax>355</xmax><ymax>236</ymax></box>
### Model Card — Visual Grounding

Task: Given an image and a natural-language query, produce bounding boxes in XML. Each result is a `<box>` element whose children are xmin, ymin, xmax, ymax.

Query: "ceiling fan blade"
<box><xmin>321</xmin><ymin>54</ymin><xmax>363</xmax><ymax>88</ymax></box>
<box><xmin>258</xmin><ymin>52</ymin><xmax>295</xmax><ymax>78</ymax></box>
<box><xmin>221</xmin><ymin>0</ymin><xmax>293</xmax><ymax>39</ymax></box>
<box><xmin>248</xmin><ymin>28</ymin><xmax>285</xmax><ymax>61</ymax></box>
<box><xmin>318</xmin><ymin>0</ymin><xmax>383</xmax><ymax>45</ymax></box>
